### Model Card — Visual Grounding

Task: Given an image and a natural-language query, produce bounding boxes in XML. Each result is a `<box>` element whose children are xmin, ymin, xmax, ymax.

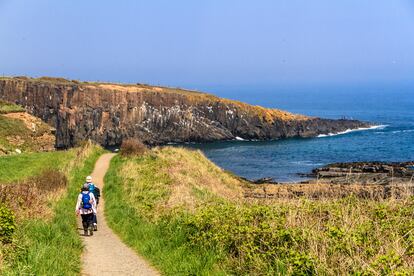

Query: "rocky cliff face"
<box><xmin>0</xmin><ymin>77</ymin><xmax>371</xmax><ymax>148</ymax></box>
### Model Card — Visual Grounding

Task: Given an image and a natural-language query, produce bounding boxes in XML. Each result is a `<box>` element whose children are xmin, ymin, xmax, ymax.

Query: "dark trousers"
<box><xmin>81</xmin><ymin>213</ymin><xmax>94</xmax><ymax>230</ymax></box>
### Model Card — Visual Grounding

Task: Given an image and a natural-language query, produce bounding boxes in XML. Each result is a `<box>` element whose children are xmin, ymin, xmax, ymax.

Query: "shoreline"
<box><xmin>247</xmin><ymin>160</ymin><xmax>414</xmax><ymax>186</ymax></box>
<box><xmin>316</xmin><ymin>124</ymin><xmax>388</xmax><ymax>138</ymax></box>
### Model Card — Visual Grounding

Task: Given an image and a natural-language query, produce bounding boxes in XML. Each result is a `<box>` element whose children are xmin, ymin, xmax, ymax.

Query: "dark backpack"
<box><xmin>81</xmin><ymin>192</ymin><xmax>92</xmax><ymax>209</ymax></box>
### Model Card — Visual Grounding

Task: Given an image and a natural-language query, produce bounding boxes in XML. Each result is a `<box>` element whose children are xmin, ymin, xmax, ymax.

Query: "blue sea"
<box><xmin>189</xmin><ymin>86</ymin><xmax>414</xmax><ymax>182</ymax></box>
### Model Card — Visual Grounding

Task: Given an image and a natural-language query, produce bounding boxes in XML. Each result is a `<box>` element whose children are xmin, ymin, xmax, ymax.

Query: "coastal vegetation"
<box><xmin>0</xmin><ymin>82</ymin><xmax>410</xmax><ymax>275</ymax></box>
<box><xmin>0</xmin><ymin>142</ymin><xmax>104</xmax><ymax>275</ymax></box>
<box><xmin>105</xmin><ymin>146</ymin><xmax>414</xmax><ymax>275</ymax></box>
<box><xmin>0</xmin><ymin>100</ymin><xmax>24</xmax><ymax>114</ymax></box>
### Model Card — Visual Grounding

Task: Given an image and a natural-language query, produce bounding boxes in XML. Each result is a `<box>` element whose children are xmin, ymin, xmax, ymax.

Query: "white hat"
<box><xmin>86</xmin><ymin>176</ymin><xmax>92</xmax><ymax>182</ymax></box>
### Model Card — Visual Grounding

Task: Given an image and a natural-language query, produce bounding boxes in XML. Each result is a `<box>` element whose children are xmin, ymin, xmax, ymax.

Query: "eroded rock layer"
<box><xmin>0</xmin><ymin>77</ymin><xmax>370</xmax><ymax>148</ymax></box>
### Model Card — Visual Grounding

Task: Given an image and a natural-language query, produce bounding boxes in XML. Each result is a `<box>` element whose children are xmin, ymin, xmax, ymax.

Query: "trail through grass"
<box><xmin>0</xmin><ymin>144</ymin><xmax>104</xmax><ymax>275</ymax></box>
<box><xmin>104</xmin><ymin>147</ymin><xmax>414</xmax><ymax>275</ymax></box>
<box><xmin>105</xmin><ymin>154</ymin><xmax>227</xmax><ymax>275</ymax></box>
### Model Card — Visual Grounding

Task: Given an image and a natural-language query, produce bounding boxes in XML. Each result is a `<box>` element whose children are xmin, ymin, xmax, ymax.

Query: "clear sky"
<box><xmin>1</xmin><ymin>0</ymin><xmax>413</xmax><ymax>91</ymax></box>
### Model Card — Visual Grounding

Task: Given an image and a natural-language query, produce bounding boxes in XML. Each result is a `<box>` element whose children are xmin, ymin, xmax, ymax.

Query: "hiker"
<box><xmin>85</xmin><ymin>176</ymin><xmax>100</xmax><ymax>231</ymax></box>
<box><xmin>76</xmin><ymin>183</ymin><xmax>97</xmax><ymax>236</ymax></box>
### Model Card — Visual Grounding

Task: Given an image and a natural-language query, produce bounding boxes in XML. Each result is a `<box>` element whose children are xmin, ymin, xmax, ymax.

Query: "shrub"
<box><xmin>0</xmin><ymin>204</ymin><xmax>15</xmax><ymax>243</ymax></box>
<box><xmin>0</xmin><ymin>169</ymin><xmax>67</xmax><ymax>219</ymax></box>
<box><xmin>30</xmin><ymin>169</ymin><xmax>67</xmax><ymax>192</ymax></box>
<box><xmin>120</xmin><ymin>138</ymin><xmax>148</xmax><ymax>156</ymax></box>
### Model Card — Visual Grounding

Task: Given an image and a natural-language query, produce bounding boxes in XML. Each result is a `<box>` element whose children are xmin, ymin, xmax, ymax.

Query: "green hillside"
<box><xmin>105</xmin><ymin>147</ymin><xmax>414</xmax><ymax>275</ymax></box>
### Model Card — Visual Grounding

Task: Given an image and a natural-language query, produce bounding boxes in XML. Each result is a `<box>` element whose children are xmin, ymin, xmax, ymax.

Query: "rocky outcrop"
<box><xmin>310</xmin><ymin>161</ymin><xmax>414</xmax><ymax>185</ymax></box>
<box><xmin>0</xmin><ymin>77</ymin><xmax>371</xmax><ymax>148</ymax></box>
<box><xmin>0</xmin><ymin>112</ymin><xmax>55</xmax><ymax>154</ymax></box>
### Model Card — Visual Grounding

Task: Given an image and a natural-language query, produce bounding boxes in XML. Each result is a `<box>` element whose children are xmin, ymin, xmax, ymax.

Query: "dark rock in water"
<box><xmin>0</xmin><ymin>77</ymin><xmax>371</xmax><ymax>148</ymax></box>
<box><xmin>252</xmin><ymin>177</ymin><xmax>279</xmax><ymax>184</ymax></box>
<box><xmin>297</xmin><ymin>172</ymin><xmax>315</xmax><ymax>178</ymax></box>
<box><xmin>312</xmin><ymin>161</ymin><xmax>414</xmax><ymax>185</ymax></box>
<box><xmin>314</xmin><ymin>161</ymin><xmax>414</xmax><ymax>177</ymax></box>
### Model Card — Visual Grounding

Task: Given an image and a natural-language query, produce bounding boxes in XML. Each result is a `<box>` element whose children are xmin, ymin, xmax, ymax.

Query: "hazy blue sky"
<box><xmin>1</xmin><ymin>0</ymin><xmax>413</xmax><ymax>91</ymax></box>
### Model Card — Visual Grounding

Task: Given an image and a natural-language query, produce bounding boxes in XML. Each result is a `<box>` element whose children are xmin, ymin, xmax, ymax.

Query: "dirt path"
<box><xmin>79</xmin><ymin>153</ymin><xmax>159</xmax><ymax>276</ymax></box>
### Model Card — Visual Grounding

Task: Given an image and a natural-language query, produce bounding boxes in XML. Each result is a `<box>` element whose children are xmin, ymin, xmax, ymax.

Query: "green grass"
<box><xmin>104</xmin><ymin>147</ymin><xmax>414</xmax><ymax>275</ymax></box>
<box><xmin>1</xmin><ymin>145</ymin><xmax>105</xmax><ymax>275</ymax></box>
<box><xmin>0</xmin><ymin>100</ymin><xmax>24</xmax><ymax>114</ymax></box>
<box><xmin>104</xmin><ymin>155</ymin><xmax>227</xmax><ymax>275</ymax></box>
<box><xmin>0</xmin><ymin>151</ymin><xmax>75</xmax><ymax>182</ymax></box>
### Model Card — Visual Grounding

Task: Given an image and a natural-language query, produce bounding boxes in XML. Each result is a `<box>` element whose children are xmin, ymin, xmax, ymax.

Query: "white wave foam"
<box><xmin>291</xmin><ymin>160</ymin><xmax>324</xmax><ymax>166</ymax></box>
<box><xmin>391</xmin><ymin>129</ymin><xmax>414</xmax><ymax>134</ymax></box>
<box><xmin>317</xmin><ymin>125</ymin><xmax>388</xmax><ymax>138</ymax></box>
<box><xmin>235</xmin><ymin>136</ymin><xmax>245</xmax><ymax>141</ymax></box>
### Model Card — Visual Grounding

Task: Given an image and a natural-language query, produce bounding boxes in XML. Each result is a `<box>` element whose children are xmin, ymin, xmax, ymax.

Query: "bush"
<box><xmin>31</xmin><ymin>169</ymin><xmax>67</xmax><ymax>192</ymax></box>
<box><xmin>0</xmin><ymin>204</ymin><xmax>15</xmax><ymax>243</ymax></box>
<box><xmin>0</xmin><ymin>169</ymin><xmax>67</xmax><ymax>220</ymax></box>
<box><xmin>120</xmin><ymin>138</ymin><xmax>148</xmax><ymax>156</ymax></box>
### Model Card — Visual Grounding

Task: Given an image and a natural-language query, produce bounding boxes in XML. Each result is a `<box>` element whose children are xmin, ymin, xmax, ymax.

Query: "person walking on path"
<box><xmin>85</xmin><ymin>175</ymin><xmax>100</xmax><ymax>231</ymax></box>
<box><xmin>76</xmin><ymin>183</ymin><xmax>97</xmax><ymax>236</ymax></box>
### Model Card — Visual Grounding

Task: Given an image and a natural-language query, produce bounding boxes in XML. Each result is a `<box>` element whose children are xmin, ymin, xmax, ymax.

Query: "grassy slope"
<box><xmin>0</xmin><ymin>151</ymin><xmax>74</xmax><ymax>182</ymax></box>
<box><xmin>0</xmin><ymin>100</ymin><xmax>54</xmax><ymax>154</ymax></box>
<box><xmin>105</xmin><ymin>148</ymin><xmax>235</xmax><ymax>275</ymax></box>
<box><xmin>0</xmin><ymin>144</ymin><xmax>104</xmax><ymax>275</ymax></box>
<box><xmin>0</xmin><ymin>100</ymin><xmax>24</xmax><ymax>114</ymax></box>
<box><xmin>0</xmin><ymin>115</ymin><xmax>31</xmax><ymax>153</ymax></box>
<box><xmin>105</xmin><ymin>147</ymin><xmax>414</xmax><ymax>275</ymax></box>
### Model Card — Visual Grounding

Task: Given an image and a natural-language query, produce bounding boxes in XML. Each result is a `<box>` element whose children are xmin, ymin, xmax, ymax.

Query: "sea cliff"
<box><xmin>0</xmin><ymin>77</ymin><xmax>370</xmax><ymax>148</ymax></box>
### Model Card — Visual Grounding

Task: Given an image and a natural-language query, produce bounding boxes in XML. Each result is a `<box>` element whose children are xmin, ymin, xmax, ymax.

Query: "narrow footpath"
<box><xmin>79</xmin><ymin>153</ymin><xmax>159</xmax><ymax>276</ymax></box>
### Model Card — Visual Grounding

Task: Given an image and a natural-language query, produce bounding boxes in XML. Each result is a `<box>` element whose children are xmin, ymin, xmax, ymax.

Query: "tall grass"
<box><xmin>104</xmin><ymin>147</ymin><xmax>414</xmax><ymax>275</ymax></box>
<box><xmin>105</xmin><ymin>155</ymin><xmax>227</xmax><ymax>275</ymax></box>
<box><xmin>0</xmin><ymin>144</ymin><xmax>104</xmax><ymax>275</ymax></box>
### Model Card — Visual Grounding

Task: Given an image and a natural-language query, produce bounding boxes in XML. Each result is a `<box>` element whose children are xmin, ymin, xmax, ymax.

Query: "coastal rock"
<box><xmin>252</xmin><ymin>177</ymin><xmax>279</xmax><ymax>184</ymax></box>
<box><xmin>311</xmin><ymin>161</ymin><xmax>414</xmax><ymax>185</ymax></box>
<box><xmin>0</xmin><ymin>77</ymin><xmax>371</xmax><ymax>148</ymax></box>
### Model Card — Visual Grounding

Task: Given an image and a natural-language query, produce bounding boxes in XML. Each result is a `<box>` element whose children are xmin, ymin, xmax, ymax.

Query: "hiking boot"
<box><xmin>89</xmin><ymin>226</ymin><xmax>94</xmax><ymax>236</ymax></box>
<box><xmin>84</xmin><ymin>229</ymin><xmax>89</xmax><ymax>236</ymax></box>
<box><xmin>93</xmin><ymin>223</ymin><xmax>98</xmax><ymax>231</ymax></box>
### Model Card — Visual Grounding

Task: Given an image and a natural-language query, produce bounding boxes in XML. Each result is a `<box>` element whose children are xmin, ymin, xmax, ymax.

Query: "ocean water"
<box><xmin>189</xmin><ymin>86</ymin><xmax>414</xmax><ymax>182</ymax></box>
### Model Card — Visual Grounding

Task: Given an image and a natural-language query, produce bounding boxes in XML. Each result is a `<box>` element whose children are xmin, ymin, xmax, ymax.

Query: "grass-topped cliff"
<box><xmin>104</xmin><ymin>146</ymin><xmax>414</xmax><ymax>275</ymax></box>
<box><xmin>0</xmin><ymin>76</ymin><xmax>370</xmax><ymax>148</ymax></box>
<box><xmin>0</xmin><ymin>76</ymin><xmax>307</xmax><ymax>122</ymax></box>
